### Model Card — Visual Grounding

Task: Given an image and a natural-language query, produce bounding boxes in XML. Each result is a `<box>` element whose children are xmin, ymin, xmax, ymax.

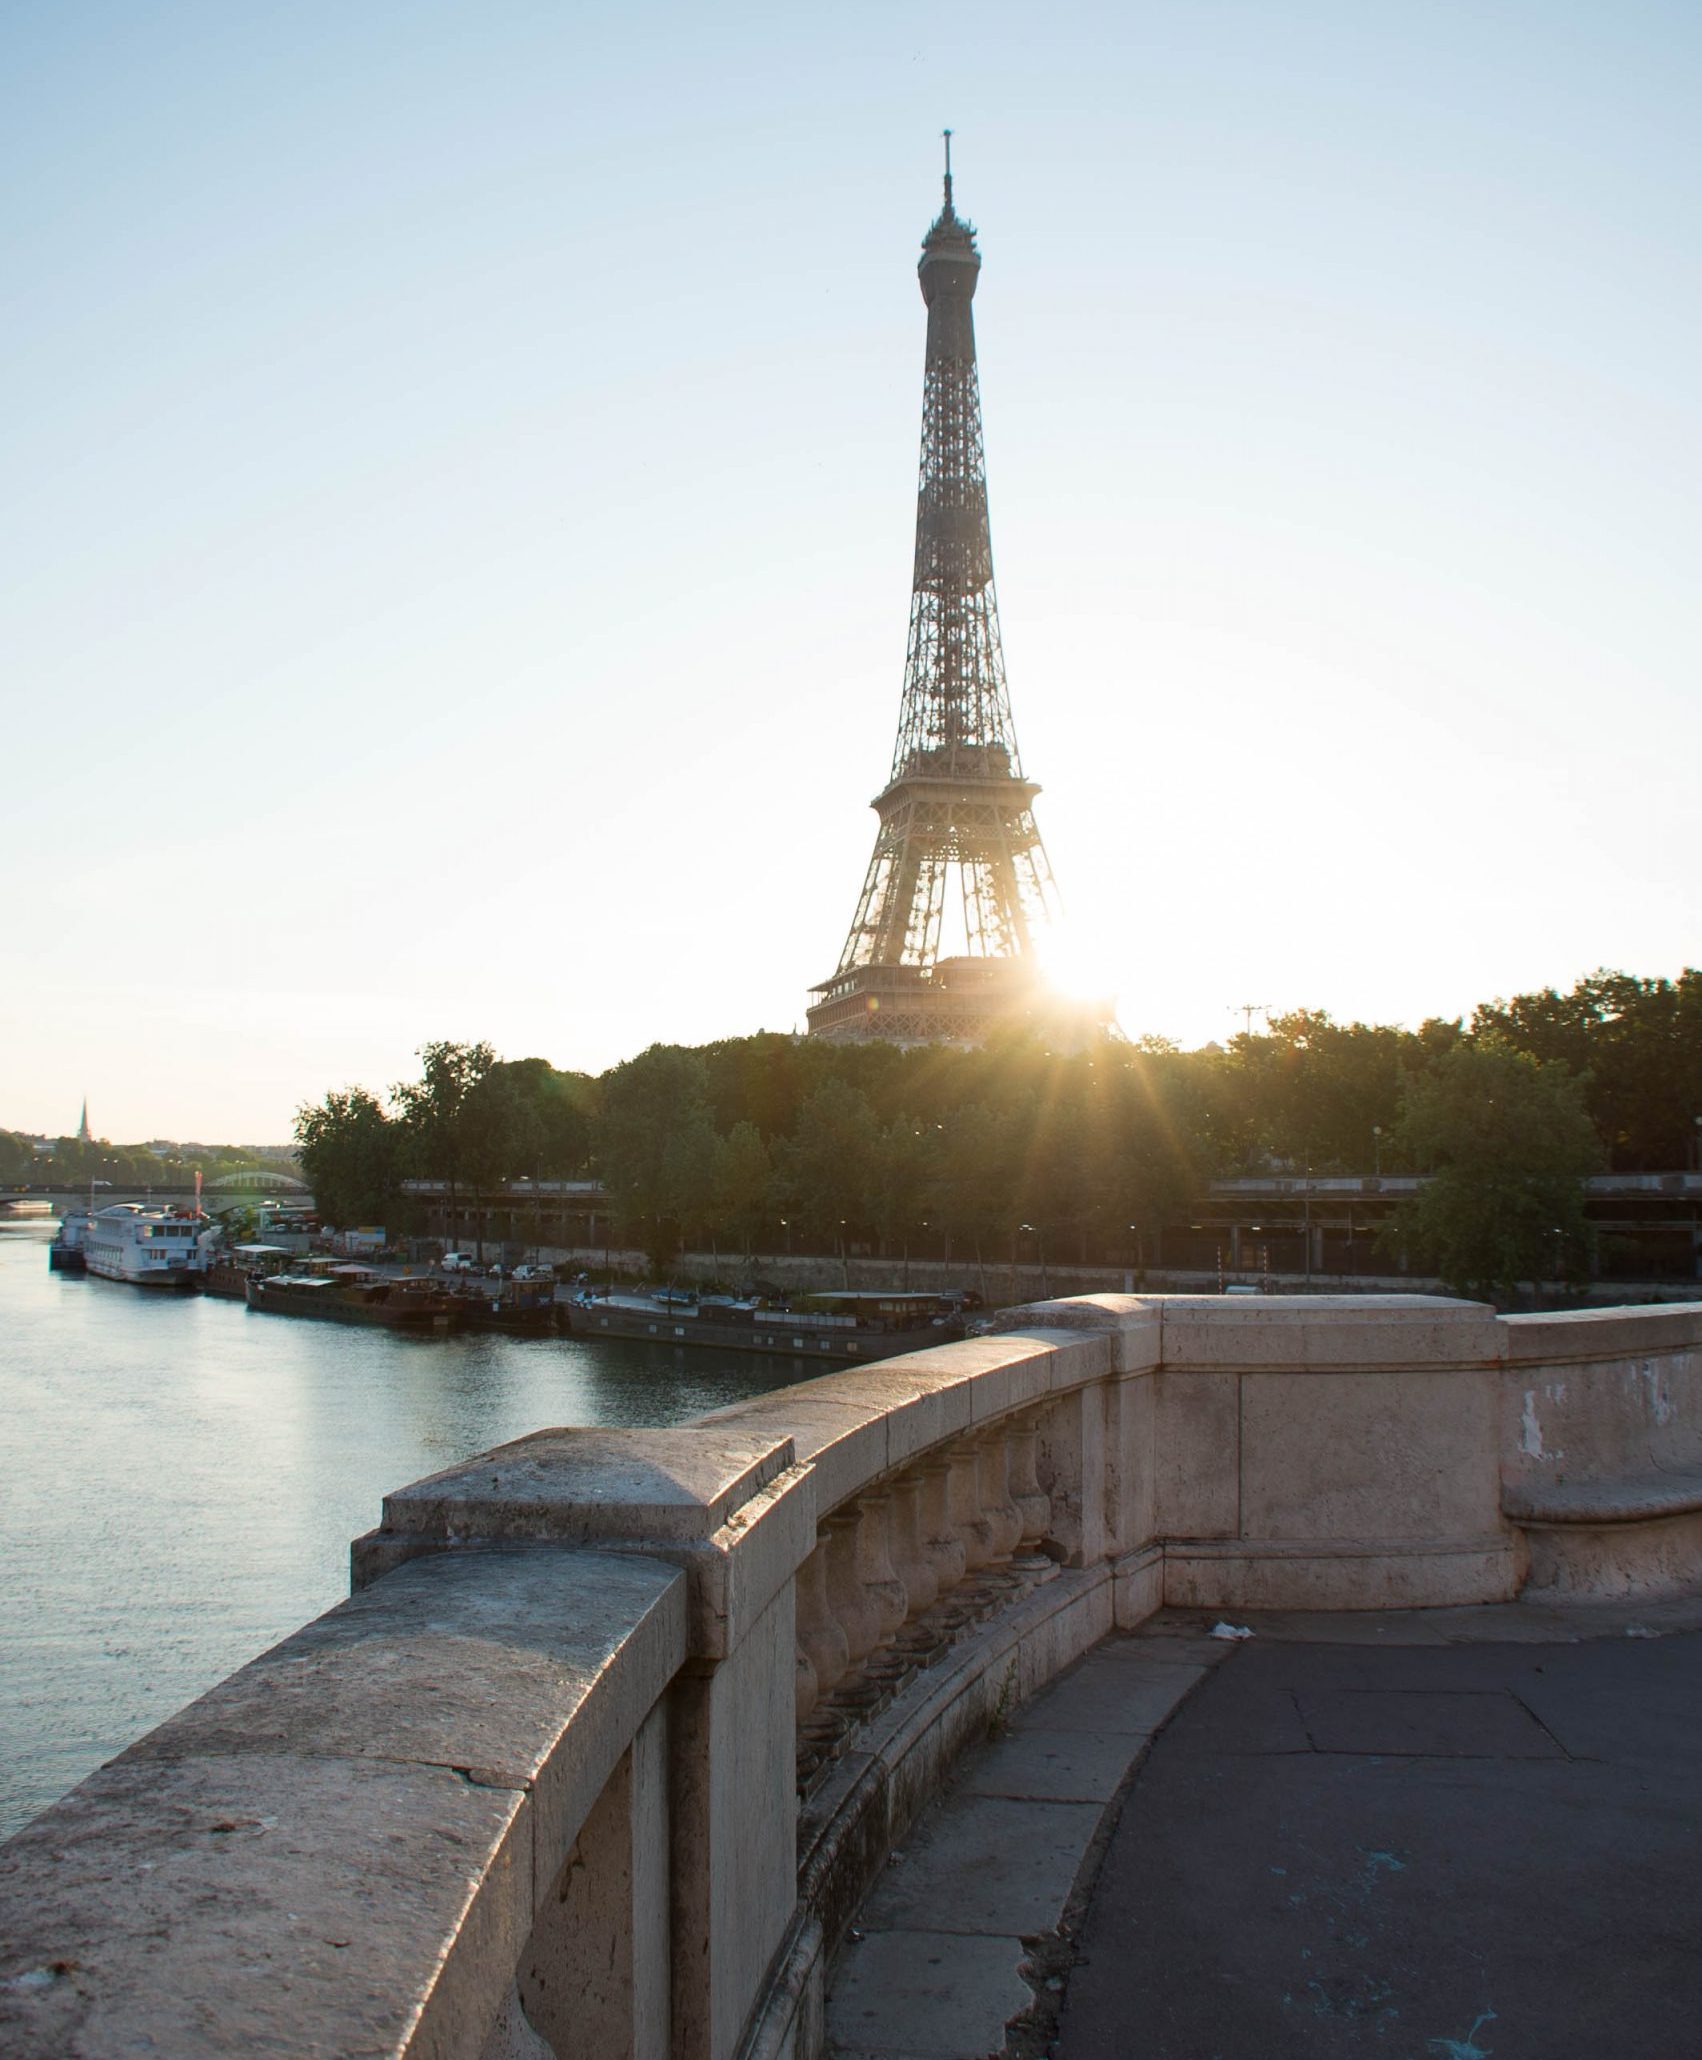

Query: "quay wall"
<box><xmin>530</xmin><ymin>1244</ymin><xmax>1690</xmax><ymax>1311</ymax></box>
<box><xmin>4</xmin><ymin>1293</ymin><xmax>1700</xmax><ymax>2060</ymax></box>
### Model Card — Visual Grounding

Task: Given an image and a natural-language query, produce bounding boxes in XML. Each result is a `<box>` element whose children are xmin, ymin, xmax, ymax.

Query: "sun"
<box><xmin>1035</xmin><ymin>925</ymin><xmax>1117</xmax><ymax>1008</ymax></box>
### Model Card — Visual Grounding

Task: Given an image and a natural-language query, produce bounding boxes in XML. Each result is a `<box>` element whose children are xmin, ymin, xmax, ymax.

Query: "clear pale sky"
<box><xmin>3</xmin><ymin>2</ymin><xmax>1698</xmax><ymax>1142</ymax></box>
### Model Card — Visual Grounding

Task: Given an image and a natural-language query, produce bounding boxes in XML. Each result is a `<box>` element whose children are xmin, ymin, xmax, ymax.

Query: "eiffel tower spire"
<box><xmin>807</xmin><ymin>147</ymin><xmax>1067</xmax><ymax>1046</ymax></box>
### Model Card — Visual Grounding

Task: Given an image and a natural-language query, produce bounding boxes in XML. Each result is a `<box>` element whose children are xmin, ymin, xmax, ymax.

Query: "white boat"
<box><xmin>83</xmin><ymin>1204</ymin><xmax>215</xmax><ymax>1289</ymax></box>
<box><xmin>49</xmin><ymin>1206</ymin><xmax>96</xmax><ymax>1271</ymax></box>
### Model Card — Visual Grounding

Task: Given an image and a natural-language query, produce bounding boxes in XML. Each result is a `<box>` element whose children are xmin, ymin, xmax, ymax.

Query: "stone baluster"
<box><xmin>853</xmin><ymin>1492</ymin><xmax>909</xmax><ymax>1643</ymax></box>
<box><xmin>916</xmin><ymin>1459</ymin><xmax>967</xmax><ymax>1597</ymax></box>
<box><xmin>1005</xmin><ymin>1414</ymin><xmax>1052</xmax><ymax>1548</ymax></box>
<box><xmin>795</xmin><ymin>1532</ymin><xmax>850</xmax><ymax>1720</ymax></box>
<box><xmin>823</xmin><ymin>1509</ymin><xmax>883</xmax><ymax>1669</ymax></box>
<box><xmin>886</xmin><ymin>1471</ymin><xmax>939</xmax><ymax>1619</ymax></box>
<box><xmin>946</xmin><ymin>1441</ymin><xmax>997</xmax><ymax>1570</ymax></box>
<box><xmin>976</xmin><ymin>1430</ymin><xmax>1024</xmax><ymax>1560</ymax></box>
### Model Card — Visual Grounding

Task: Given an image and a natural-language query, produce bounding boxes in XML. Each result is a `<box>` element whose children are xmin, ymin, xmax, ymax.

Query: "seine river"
<box><xmin>0</xmin><ymin>1220</ymin><xmax>808</xmax><ymax>1842</ymax></box>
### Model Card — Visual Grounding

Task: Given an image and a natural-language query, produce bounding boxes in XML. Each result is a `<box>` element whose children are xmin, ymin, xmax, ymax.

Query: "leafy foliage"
<box><xmin>1381</xmin><ymin>1040</ymin><xmax>1603</xmax><ymax>1297</ymax></box>
<box><xmin>267</xmin><ymin>965</ymin><xmax>1692</xmax><ymax>1265</ymax></box>
<box><xmin>1472</xmin><ymin>970</ymin><xmax>1702</xmax><ymax>1171</ymax></box>
<box><xmin>294</xmin><ymin>1087</ymin><xmax>399</xmax><ymax>1226</ymax></box>
<box><xmin>0</xmin><ymin>1127</ymin><xmax>295</xmax><ymax>1193</ymax></box>
<box><xmin>292</xmin><ymin>1044</ymin><xmax>593</xmax><ymax>1236</ymax></box>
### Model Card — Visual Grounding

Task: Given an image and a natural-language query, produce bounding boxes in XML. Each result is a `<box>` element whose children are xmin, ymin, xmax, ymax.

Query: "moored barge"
<box><xmin>204</xmin><ymin>1243</ymin><xmax>295</xmax><ymax>1300</ymax></box>
<box><xmin>449</xmin><ymin>1278</ymin><xmax>559</xmax><ymax>1334</ymax></box>
<box><xmin>563</xmin><ymin>1289</ymin><xmax>964</xmax><ymax>1363</ymax></box>
<box><xmin>246</xmin><ymin>1265</ymin><xmax>464</xmax><ymax>1333</ymax></box>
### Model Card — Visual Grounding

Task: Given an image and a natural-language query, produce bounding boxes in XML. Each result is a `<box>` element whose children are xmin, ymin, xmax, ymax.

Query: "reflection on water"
<box><xmin>0</xmin><ymin>1223</ymin><xmax>813</xmax><ymax>1841</ymax></box>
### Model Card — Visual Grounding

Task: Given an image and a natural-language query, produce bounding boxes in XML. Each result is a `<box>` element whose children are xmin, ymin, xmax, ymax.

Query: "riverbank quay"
<box><xmin>468</xmin><ymin>1243</ymin><xmax>1699</xmax><ymax>1316</ymax></box>
<box><xmin>2</xmin><ymin>1293</ymin><xmax>1699</xmax><ymax>2059</ymax></box>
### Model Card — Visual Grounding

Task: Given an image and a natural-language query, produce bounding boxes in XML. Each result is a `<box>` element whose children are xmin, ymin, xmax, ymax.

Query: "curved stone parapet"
<box><xmin>3</xmin><ymin>1292</ymin><xmax>1699</xmax><ymax>2060</ymax></box>
<box><xmin>0</xmin><ymin>1547</ymin><xmax>687</xmax><ymax>2059</ymax></box>
<box><xmin>1501</xmin><ymin>1302</ymin><xmax>1702</xmax><ymax>1598</ymax></box>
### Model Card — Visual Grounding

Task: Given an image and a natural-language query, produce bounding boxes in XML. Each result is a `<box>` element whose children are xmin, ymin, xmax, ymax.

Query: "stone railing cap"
<box><xmin>0</xmin><ymin>1547</ymin><xmax>688</xmax><ymax>2060</ymax></box>
<box><xmin>1141</xmin><ymin>1293</ymin><xmax>1491</xmax><ymax>1316</ymax></box>
<box><xmin>1004</xmin><ymin>1292</ymin><xmax>1505</xmax><ymax>1370</ymax></box>
<box><xmin>990</xmin><ymin>1292</ymin><xmax>1156</xmax><ymax>1332</ymax></box>
<box><xmin>381</xmin><ymin>1426</ymin><xmax>797</xmax><ymax>1543</ymax></box>
<box><xmin>1501</xmin><ymin>1302</ymin><xmax>1702</xmax><ymax>1362</ymax></box>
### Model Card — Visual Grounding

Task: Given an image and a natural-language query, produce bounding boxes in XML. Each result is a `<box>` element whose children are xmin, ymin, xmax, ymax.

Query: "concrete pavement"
<box><xmin>824</xmin><ymin>1598</ymin><xmax>1702</xmax><ymax>2060</ymax></box>
<box><xmin>825</xmin><ymin>1623</ymin><xmax>1233</xmax><ymax>2059</ymax></box>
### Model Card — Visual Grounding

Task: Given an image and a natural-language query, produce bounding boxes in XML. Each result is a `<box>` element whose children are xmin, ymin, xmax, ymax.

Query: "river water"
<box><xmin>0</xmin><ymin>1221</ymin><xmax>810</xmax><ymax>1842</ymax></box>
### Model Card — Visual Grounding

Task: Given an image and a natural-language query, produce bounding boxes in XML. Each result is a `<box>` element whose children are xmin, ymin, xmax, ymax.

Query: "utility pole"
<box><xmin>1232</xmin><ymin>1003</ymin><xmax>1270</xmax><ymax>1037</ymax></box>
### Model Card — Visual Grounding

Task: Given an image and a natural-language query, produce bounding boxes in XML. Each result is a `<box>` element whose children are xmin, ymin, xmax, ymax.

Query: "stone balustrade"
<box><xmin>3</xmin><ymin>1292</ymin><xmax>1700</xmax><ymax>2060</ymax></box>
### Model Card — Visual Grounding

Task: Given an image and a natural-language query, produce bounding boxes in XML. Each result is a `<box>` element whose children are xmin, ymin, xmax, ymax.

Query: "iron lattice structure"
<box><xmin>808</xmin><ymin>149</ymin><xmax>1066</xmax><ymax>1046</ymax></box>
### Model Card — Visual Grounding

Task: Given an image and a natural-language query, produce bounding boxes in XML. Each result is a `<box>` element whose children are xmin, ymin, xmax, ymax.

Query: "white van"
<box><xmin>441</xmin><ymin>1251</ymin><xmax>478</xmax><ymax>1273</ymax></box>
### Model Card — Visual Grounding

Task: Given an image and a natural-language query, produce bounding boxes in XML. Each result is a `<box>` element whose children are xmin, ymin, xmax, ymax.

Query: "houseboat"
<box><xmin>450</xmin><ymin>1277</ymin><xmax>560</xmax><ymax>1335</ymax></box>
<box><xmin>203</xmin><ymin>1243</ymin><xmax>295</xmax><ymax>1301</ymax></box>
<box><xmin>83</xmin><ymin>1204</ymin><xmax>214</xmax><ymax>1289</ymax></box>
<box><xmin>48</xmin><ymin>1206</ymin><xmax>95</xmax><ymax>1272</ymax></box>
<box><xmin>562</xmin><ymin>1288</ymin><xmax>964</xmax><ymax>1363</ymax></box>
<box><xmin>246</xmin><ymin>1264</ymin><xmax>464</xmax><ymax>1333</ymax></box>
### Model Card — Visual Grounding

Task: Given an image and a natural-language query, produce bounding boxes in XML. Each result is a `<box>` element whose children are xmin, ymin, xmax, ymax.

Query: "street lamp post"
<box><xmin>1372</xmin><ymin>1124</ymin><xmax>1383</xmax><ymax>1179</ymax></box>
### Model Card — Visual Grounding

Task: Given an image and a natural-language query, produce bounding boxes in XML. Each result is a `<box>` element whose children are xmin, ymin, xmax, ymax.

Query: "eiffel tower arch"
<box><xmin>808</xmin><ymin>145</ymin><xmax>1107</xmax><ymax>1048</ymax></box>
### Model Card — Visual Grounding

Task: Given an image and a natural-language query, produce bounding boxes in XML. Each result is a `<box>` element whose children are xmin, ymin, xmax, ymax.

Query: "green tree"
<box><xmin>0</xmin><ymin>1130</ymin><xmax>42</xmax><ymax>1185</ymax></box>
<box><xmin>1473</xmin><ymin>968</ymin><xmax>1702</xmax><ymax>1171</ymax></box>
<box><xmin>1383</xmin><ymin>1039</ymin><xmax>1602</xmax><ymax>1299</ymax></box>
<box><xmin>716</xmin><ymin>1120</ymin><xmax>774</xmax><ymax>1263</ymax></box>
<box><xmin>594</xmin><ymin>1045</ymin><xmax>715</xmax><ymax>1269</ymax></box>
<box><xmin>933</xmin><ymin>1101</ymin><xmax>1019</xmax><ymax>1289</ymax></box>
<box><xmin>466</xmin><ymin>1058</ymin><xmax>593</xmax><ymax>1181</ymax></box>
<box><xmin>391</xmin><ymin>1042</ymin><xmax>496</xmax><ymax>1182</ymax></box>
<box><xmin>661</xmin><ymin>1114</ymin><xmax>727</xmax><ymax>1263</ymax></box>
<box><xmin>872</xmin><ymin>1118</ymin><xmax>939</xmax><ymax>1262</ymax></box>
<box><xmin>390</xmin><ymin>1041</ymin><xmax>497</xmax><ymax>1248</ymax></box>
<box><xmin>775</xmin><ymin>1080</ymin><xmax>881</xmax><ymax>1252</ymax></box>
<box><xmin>293</xmin><ymin>1087</ymin><xmax>402</xmax><ymax>1226</ymax></box>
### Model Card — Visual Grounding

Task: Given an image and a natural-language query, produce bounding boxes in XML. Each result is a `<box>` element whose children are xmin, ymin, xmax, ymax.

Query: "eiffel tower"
<box><xmin>808</xmin><ymin>142</ymin><xmax>1089</xmax><ymax>1047</ymax></box>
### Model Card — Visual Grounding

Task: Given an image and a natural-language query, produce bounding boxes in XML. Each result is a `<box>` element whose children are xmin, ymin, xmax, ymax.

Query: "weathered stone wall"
<box><xmin>1500</xmin><ymin>1302</ymin><xmax>1702</xmax><ymax>1598</ymax></box>
<box><xmin>3</xmin><ymin>1293</ymin><xmax>1698</xmax><ymax>2060</ymax></box>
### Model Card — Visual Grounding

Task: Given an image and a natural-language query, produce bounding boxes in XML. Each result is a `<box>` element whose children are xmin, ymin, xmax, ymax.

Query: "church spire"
<box><xmin>76</xmin><ymin>1097</ymin><xmax>91</xmax><ymax>1143</ymax></box>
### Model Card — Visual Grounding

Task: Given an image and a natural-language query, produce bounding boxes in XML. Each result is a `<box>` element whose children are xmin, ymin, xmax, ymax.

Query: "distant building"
<box><xmin>76</xmin><ymin>1098</ymin><xmax>91</xmax><ymax>1144</ymax></box>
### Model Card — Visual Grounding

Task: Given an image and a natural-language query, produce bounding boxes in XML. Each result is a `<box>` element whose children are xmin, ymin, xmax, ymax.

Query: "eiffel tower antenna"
<box><xmin>807</xmin><ymin>150</ymin><xmax>1102</xmax><ymax>1047</ymax></box>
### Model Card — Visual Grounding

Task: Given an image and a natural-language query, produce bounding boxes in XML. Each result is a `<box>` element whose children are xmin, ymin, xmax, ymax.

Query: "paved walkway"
<box><xmin>824</xmin><ymin>1597</ymin><xmax>1702</xmax><ymax>2060</ymax></box>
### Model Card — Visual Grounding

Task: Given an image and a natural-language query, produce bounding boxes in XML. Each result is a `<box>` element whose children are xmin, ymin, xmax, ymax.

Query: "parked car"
<box><xmin>441</xmin><ymin>1251</ymin><xmax>478</xmax><ymax>1273</ymax></box>
<box><xmin>511</xmin><ymin>1264</ymin><xmax>554</xmax><ymax>1282</ymax></box>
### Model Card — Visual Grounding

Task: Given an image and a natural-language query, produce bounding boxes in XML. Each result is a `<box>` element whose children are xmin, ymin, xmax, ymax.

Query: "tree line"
<box><xmin>291</xmin><ymin>969</ymin><xmax>1699</xmax><ymax>1299</ymax></box>
<box><xmin>0</xmin><ymin>1130</ymin><xmax>294</xmax><ymax>1192</ymax></box>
